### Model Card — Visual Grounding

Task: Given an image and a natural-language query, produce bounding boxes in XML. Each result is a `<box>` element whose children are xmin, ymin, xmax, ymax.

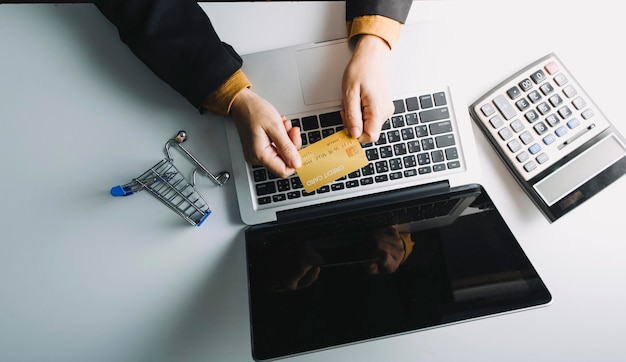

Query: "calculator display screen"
<box><xmin>245</xmin><ymin>185</ymin><xmax>552</xmax><ymax>361</ymax></box>
<box><xmin>534</xmin><ymin>134</ymin><xmax>626</xmax><ymax>205</ymax></box>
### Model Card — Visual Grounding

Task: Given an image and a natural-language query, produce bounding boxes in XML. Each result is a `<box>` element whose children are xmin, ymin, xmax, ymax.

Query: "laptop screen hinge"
<box><xmin>276</xmin><ymin>180</ymin><xmax>451</xmax><ymax>224</ymax></box>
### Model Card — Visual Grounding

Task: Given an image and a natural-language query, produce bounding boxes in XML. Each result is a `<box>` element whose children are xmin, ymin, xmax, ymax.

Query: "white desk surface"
<box><xmin>1</xmin><ymin>1</ymin><xmax>625</xmax><ymax>361</ymax></box>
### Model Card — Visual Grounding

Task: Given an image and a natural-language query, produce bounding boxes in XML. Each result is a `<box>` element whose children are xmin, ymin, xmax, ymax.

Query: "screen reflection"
<box><xmin>245</xmin><ymin>186</ymin><xmax>551</xmax><ymax>360</ymax></box>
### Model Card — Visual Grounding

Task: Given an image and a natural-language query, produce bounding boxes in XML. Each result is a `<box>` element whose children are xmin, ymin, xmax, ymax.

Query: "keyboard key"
<box><xmin>435</xmin><ymin>134</ymin><xmax>456</xmax><ymax>148</ymax></box>
<box><xmin>393</xmin><ymin>99</ymin><xmax>406</xmax><ymax>114</ymax></box>
<box><xmin>419</xmin><ymin>94</ymin><xmax>434</xmax><ymax>108</ymax></box>
<box><xmin>256</xmin><ymin>181</ymin><xmax>276</xmax><ymax>196</ymax></box>
<box><xmin>433</xmin><ymin>92</ymin><xmax>447</xmax><ymax>106</ymax></box>
<box><xmin>366</xmin><ymin>148</ymin><xmax>379</xmax><ymax>161</ymax></box>
<box><xmin>392</xmin><ymin>115</ymin><xmax>405</xmax><ymax>128</ymax></box>
<box><xmin>433</xmin><ymin>164</ymin><xmax>446</xmax><ymax>172</ymax></box>
<box><xmin>375</xmin><ymin>160</ymin><xmax>389</xmax><ymax>173</ymax></box>
<box><xmin>421</xmin><ymin>138</ymin><xmax>435</xmax><ymax>151</ymax></box>
<box><xmin>403</xmin><ymin>155</ymin><xmax>417</xmax><ymax>168</ymax></box>
<box><xmin>406</xmin><ymin>97</ymin><xmax>420</xmax><ymax>111</ymax></box>
<box><xmin>375</xmin><ymin>175</ymin><xmax>389</xmax><ymax>183</ymax></box>
<box><xmin>253</xmin><ymin>169</ymin><xmax>267</xmax><ymax>182</ymax></box>
<box><xmin>301</xmin><ymin>115</ymin><xmax>318</xmax><ymax>131</ymax></box>
<box><xmin>401</xmin><ymin>128</ymin><xmax>415</xmax><ymax>140</ymax></box>
<box><xmin>445</xmin><ymin>147</ymin><xmax>458</xmax><ymax>160</ymax></box>
<box><xmin>420</xmin><ymin>107</ymin><xmax>450</xmax><ymax>122</ymax></box>
<box><xmin>272</xmin><ymin>194</ymin><xmax>286</xmax><ymax>202</ymax></box>
<box><xmin>429</xmin><ymin>120</ymin><xmax>453</xmax><ymax>135</ymax></box>
<box><xmin>405</xmin><ymin>113</ymin><xmax>419</xmax><ymax>125</ymax></box>
<box><xmin>415</xmin><ymin>125</ymin><xmax>428</xmax><ymax>137</ymax></box>
<box><xmin>447</xmin><ymin>161</ymin><xmax>461</xmax><ymax>169</ymax></box>
<box><xmin>431</xmin><ymin>150</ymin><xmax>444</xmax><ymax>163</ymax></box>
<box><xmin>319</xmin><ymin>111</ymin><xmax>342</xmax><ymax>127</ymax></box>
<box><xmin>407</xmin><ymin>140</ymin><xmax>421</xmax><ymax>153</ymax></box>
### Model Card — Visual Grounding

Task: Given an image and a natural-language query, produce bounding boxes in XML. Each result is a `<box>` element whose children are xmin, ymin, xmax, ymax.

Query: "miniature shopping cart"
<box><xmin>110</xmin><ymin>130</ymin><xmax>230</xmax><ymax>226</ymax></box>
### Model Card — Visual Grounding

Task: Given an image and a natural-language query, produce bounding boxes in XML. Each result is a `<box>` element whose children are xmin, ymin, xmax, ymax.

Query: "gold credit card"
<box><xmin>296</xmin><ymin>129</ymin><xmax>369</xmax><ymax>193</ymax></box>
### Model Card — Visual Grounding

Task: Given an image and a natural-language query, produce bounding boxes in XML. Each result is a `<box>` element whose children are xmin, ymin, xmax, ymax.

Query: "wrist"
<box><xmin>353</xmin><ymin>34</ymin><xmax>390</xmax><ymax>58</ymax></box>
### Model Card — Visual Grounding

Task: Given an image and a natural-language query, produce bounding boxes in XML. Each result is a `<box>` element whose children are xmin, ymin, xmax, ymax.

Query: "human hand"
<box><xmin>363</xmin><ymin>227</ymin><xmax>405</xmax><ymax>275</ymax></box>
<box><xmin>264</xmin><ymin>243</ymin><xmax>324</xmax><ymax>292</ymax></box>
<box><xmin>341</xmin><ymin>34</ymin><xmax>394</xmax><ymax>144</ymax></box>
<box><xmin>229</xmin><ymin>88</ymin><xmax>302</xmax><ymax>178</ymax></box>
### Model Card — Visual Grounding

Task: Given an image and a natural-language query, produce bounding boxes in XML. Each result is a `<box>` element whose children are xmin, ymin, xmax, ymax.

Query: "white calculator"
<box><xmin>470</xmin><ymin>53</ymin><xmax>626</xmax><ymax>222</ymax></box>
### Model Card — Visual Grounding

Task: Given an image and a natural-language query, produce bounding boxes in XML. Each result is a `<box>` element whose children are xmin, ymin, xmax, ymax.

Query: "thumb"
<box><xmin>341</xmin><ymin>91</ymin><xmax>363</xmax><ymax>139</ymax></box>
<box><xmin>271</xmin><ymin>128</ymin><xmax>302</xmax><ymax>169</ymax></box>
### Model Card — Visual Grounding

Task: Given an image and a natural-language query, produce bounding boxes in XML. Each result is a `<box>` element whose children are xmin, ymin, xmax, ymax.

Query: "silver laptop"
<box><xmin>225</xmin><ymin>23</ymin><xmax>481</xmax><ymax>225</ymax></box>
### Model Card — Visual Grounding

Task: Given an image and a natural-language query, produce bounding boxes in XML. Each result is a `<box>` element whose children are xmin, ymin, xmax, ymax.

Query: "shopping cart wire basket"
<box><xmin>110</xmin><ymin>131</ymin><xmax>230</xmax><ymax>226</ymax></box>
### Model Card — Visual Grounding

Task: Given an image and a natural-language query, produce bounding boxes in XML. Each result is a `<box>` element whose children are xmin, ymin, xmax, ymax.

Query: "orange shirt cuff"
<box><xmin>202</xmin><ymin>69</ymin><xmax>252</xmax><ymax>116</ymax></box>
<box><xmin>347</xmin><ymin>15</ymin><xmax>404</xmax><ymax>50</ymax></box>
<box><xmin>399</xmin><ymin>232</ymin><xmax>415</xmax><ymax>263</ymax></box>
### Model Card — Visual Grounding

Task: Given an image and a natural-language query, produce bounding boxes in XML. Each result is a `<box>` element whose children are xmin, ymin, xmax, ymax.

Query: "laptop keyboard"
<box><xmin>251</xmin><ymin>90</ymin><xmax>462</xmax><ymax>207</ymax></box>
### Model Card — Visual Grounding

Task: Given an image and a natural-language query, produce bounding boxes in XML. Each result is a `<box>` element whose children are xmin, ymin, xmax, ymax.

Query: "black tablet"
<box><xmin>244</xmin><ymin>184</ymin><xmax>551</xmax><ymax>360</ymax></box>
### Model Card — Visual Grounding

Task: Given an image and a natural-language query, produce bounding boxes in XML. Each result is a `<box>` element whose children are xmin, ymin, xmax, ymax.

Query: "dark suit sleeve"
<box><xmin>346</xmin><ymin>0</ymin><xmax>413</xmax><ymax>24</ymax></box>
<box><xmin>94</xmin><ymin>0</ymin><xmax>242</xmax><ymax>110</ymax></box>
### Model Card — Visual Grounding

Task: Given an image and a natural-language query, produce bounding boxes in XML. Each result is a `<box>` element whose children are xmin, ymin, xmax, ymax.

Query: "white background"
<box><xmin>1</xmin><ymin>1</ymin><xmax>625</xmax><ymax>361</ymax></box>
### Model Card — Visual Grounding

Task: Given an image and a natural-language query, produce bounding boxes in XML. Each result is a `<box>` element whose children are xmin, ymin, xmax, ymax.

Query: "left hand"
<box><xmin>362</xmin><ymin>227</ymin><xmax>406</xmax><ymax>275</ymax></box>
<box><xmin>341</xmin><ymin>34</ymin><xmax>394</xmax><ymax>144</ymax></box>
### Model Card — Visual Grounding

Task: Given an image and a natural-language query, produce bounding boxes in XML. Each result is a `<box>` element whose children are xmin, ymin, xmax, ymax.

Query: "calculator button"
<box><xmin>549</xmin><ymin>94</ymin><xmax>563</xmax><ymax>107</ymax></box>
<box><xmin>489</xmin><ymin>115</ymin><xmax>504</xmax><ymax>128</ymax></box>
<box><xmin>555</xmin><ymin>126</ymin><xmax>569</xmax><ymax>137</ymax></box>
<box><xmin>543</xmin><ymin>134</ymin><xmax>556</xmax><ymax>145</ymax></box>
<box><xmin>525</xmin><ymin>109</ymin><xmax>539</xmax><ymax>123</ymax></box>
<box><xmin>558</xmin><ymin>106</ymin><xmax>572</xmax><ymax>119</ymax></box>
<box><xmin>528</xmin><ymin>143</ymin><xmax>542</xmax><ymax>155</ymax></box>
<box><xmin>530</xmin><ymin>69</ymin><xmax>547</xmax><ymax>84</ymax></box>
<box><xmin>519</xmin><ymin>78</ymin><xmax>534</xmax><ymax>92</ymax></box>
<box><xmin>510</xmin><ymin>119</ymin><xmax>525</xmax><ymax>133</ymax></box>
<box><xmin>567</xmin><ymin>117</ymin><xmax>580</xmax><ymax>129</ymax></box>
<box><xmin>507</xmin><ymin>139</ymin><xmax>522</xmax><ymax>152</ymax></box>
<box><xmin>540</xmin><ymin>82</ymin><xmax>554</xmax><ymax>95</ymax></box>
<box><xmin>554</xmin><ymin>73</ymin><xmax>568</xmax><ymax>86</ymax></box>
<box><xmin>493</xmin><ymin>95</ymin><xmax>517</xmax><ymax>120</ymax></box>
<box><xmin>537</xmin><ymin>102</ymin><xmax>551</xmax><ymax>115</ymax></box>
<box><xmin>507</xmin><ymin>86</ymin><xmax>521</xmax><ymax>99</ymax></box>
<box><xmin>536</xmin><ymin>152</ymin><xmax>549</xmax><ymax>164</ymax></box>
<box><xmin>481</xmin><ymin>103</ymin><xmax>496</xmax><ymax>117</ymax></box>
<box><xmin>544</xmin><ymin>61</ymin><xmax>559</xmax><ymax>75</ymax></box>
<box><xmin>499</xmin><ymin>127</ymin><xmax>513</xmax><ymax>141</ymax></box>
<box><xmin>545</xmin><ymin>114</ymin><xmax>560</xmax><ymax>127</ymax></box>
<box><xmin>572</xmin><ymin>97</ymin><xmax>587</xmax><ymax>110</ymax></box>
<box><xmin>519</xmin><ymin>131</ymin><xmax>534</xmax><ymax>145</ymax></box>
<box><xmin>528</xmin><ymin>90</ymin><xmax>542</xmax><ymax>103</ymax></box>
<box><xmin>516</xmin><ymin>151</ymin><xmax>529</xmax><ymax>163</ymax></box>
<box><xmin>523</xmin><ymin>161</ymin><xmax>537</xmax><ymax>172</ymax></box>
<box><xmin>516</xmin><ymin>98</ymin><xmax>531</xmax><ymax>111</ymax></box>
<box><xmin>533</xmin><ymin>121</ymin><xmax>548</xmax><ymax>135</ymax></box>
<box><xmin>563</xmin><ymin>85</ymin><xmax>577</xmax><ymax>98</ymax></box>
<box><xmin>582</xmin><ymin>109</ymin><xmax>595</xmax><ymax>120</ymax></box>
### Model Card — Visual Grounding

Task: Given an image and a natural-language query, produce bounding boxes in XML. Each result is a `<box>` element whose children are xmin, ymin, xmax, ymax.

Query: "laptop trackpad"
<box><xmin>295</xmin><ymin>42</ymin><xmax>352</xmax><ymax>105</ymax></box>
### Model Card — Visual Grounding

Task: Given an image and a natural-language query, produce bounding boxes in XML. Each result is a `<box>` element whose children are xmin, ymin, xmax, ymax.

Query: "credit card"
<box><xmin>296</xmin><ymin>129</ymin><xmax>369</xmax><ymax>193</ymax></box>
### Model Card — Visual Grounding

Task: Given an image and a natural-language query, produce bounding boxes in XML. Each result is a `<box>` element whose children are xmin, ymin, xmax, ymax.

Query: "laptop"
<box><xmin>224</xmin><ymin>22</ymin><xmax>552</xmax><ymax>360</ymax></box>
<box><xmin>224</xmin><ymin>22</ymin><xmax>481</xmax><ymax>225</ymax></box>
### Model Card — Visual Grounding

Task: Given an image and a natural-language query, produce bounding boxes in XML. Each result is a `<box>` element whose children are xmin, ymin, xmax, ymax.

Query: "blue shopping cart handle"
<box><xmin>196</xmin><ymin>210</ymin><xmax>212</xmax><ymax>226</ymax></box>
<box><xmin>110</xmin><ymin>185</ymin><xmax>134</xmax><ymax>197</ymax></box>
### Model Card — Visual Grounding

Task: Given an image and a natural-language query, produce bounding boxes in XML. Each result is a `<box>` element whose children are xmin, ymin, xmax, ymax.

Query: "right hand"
<box><xmin>229</xmin><ymin>88</ymin><xmax>302</xmax><ymax>178</ymax></box>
